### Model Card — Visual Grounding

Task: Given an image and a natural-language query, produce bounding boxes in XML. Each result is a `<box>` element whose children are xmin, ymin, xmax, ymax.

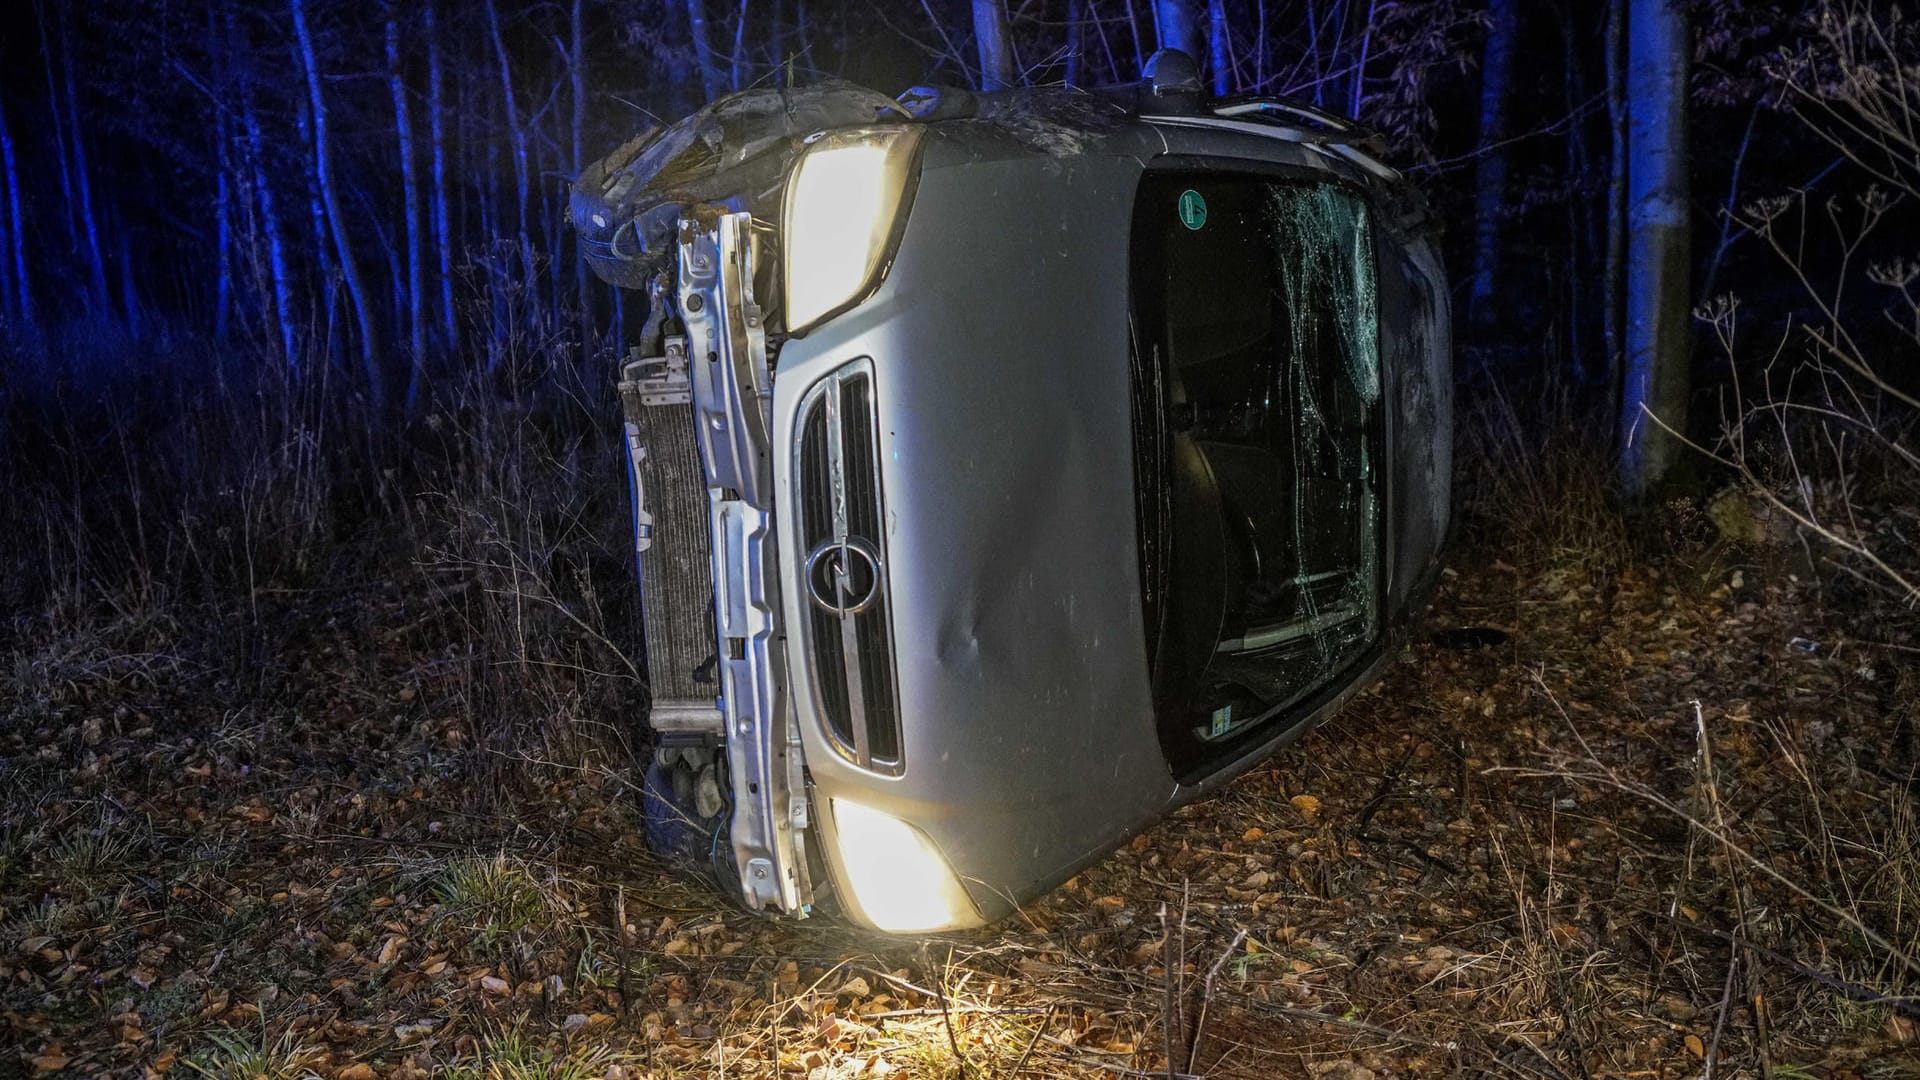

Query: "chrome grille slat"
<box><xmin>795</xmin><ymin>362</ymin><xmax>902</xmax><ymax>775</ymax></box>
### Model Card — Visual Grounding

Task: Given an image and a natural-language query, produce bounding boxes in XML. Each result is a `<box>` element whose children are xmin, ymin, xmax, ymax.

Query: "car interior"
<box><xmin>1131</xmin><ymin>171</ymin><xmax>1384</xmax><ymax>778</ymax></box>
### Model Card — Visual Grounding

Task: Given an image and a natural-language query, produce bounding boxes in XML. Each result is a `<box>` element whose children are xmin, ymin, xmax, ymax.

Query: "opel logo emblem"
<box><xmin>805</xmin><ymin>539</ymin><xmax>881</xmax><ymax>616</ymax></box>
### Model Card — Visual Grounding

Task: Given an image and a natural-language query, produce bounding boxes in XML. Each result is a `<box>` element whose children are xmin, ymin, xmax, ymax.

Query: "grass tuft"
<box><xmin>444</xmin><ymin>1024</ymin><xmax>633</xmax><ymax>1080</ymax></box>
<box><xmin>181</xmin><ymin>1026</ymin><xmax>323</xmax><ymax>1080</ymax></box>
<box><xmin>436</xmin><ymin>853</ymin><xmax>561</xmax><ymax>942</ymax></box>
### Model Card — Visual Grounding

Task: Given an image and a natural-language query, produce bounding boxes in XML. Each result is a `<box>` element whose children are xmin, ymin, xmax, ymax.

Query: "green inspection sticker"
<box><xmin>1209</xmin><ymin>705</ymin><xmax>1233</xmax><ymax>738</ymax></box>
<box><xmin>1178</xmin><ymin>188</ymin><xmax>1208</xmax><ymax>230</ymax></box>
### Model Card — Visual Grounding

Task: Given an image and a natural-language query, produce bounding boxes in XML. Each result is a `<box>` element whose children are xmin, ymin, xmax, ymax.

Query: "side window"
<box><xmin>1131</xmin><ymin>171</ymin><xmax>1384</xmax><ymax>778</ymax></box>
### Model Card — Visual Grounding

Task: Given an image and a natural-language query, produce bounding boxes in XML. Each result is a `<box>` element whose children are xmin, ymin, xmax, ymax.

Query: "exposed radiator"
<box><xmin>621</xmin><ymin>339</ymin><xmax>722</xmax><ymax>733</ymax></box>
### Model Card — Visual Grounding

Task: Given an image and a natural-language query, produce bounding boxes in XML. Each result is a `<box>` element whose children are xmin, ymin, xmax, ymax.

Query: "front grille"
<box><xmin>795</xmin><ymin>362</ymin><xmax>901</xmax><ymax>774</ymax></box>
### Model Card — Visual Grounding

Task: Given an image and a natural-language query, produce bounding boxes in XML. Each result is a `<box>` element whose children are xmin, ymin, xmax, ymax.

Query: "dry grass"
<box><xmin>3</xmin><ymin>269</ymin><xmax>1916</xmax><ymax>1080</ymax></box>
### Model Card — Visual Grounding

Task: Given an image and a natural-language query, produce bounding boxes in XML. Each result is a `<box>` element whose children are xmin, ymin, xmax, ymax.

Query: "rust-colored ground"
<box><xmin>5</xmin><ymin>524</ymin><xmax>1917</xmax><ymax>1079</ymax></box>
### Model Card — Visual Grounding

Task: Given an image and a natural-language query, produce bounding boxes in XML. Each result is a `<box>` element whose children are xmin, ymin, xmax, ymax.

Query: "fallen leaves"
<box><xmin>4</xmin><ymin>505</ymin><xmax>1911</xmax><ymax>1080</ymax></box>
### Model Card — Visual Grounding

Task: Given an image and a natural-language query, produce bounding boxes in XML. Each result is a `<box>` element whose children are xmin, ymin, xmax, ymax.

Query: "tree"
<box><xmin>387</xmin><ymin>11</ymin><xmax>426</xmax><ymax>408</ymax></box>
<box><xmin>973</xmin><ymin>0</ymin><xmax>1015</xmax><ymax>91</ymax></box>
<box><xmin>0</xmin><ymin>88</ymin><xmax>31</xmax><ymax>328</ymax></box>
<box><xmin>54</xmin><ymin>6</ymin><xmax>109</xmax><ymax>316</ymax></box>
<box><xmin>570</xmin><ymin>0</ymin><xmax>590</xmax><ymax>334</ymax></box>
<box><xmin>486</xmin><ymin>0</ymin><xmax>534</xmax><ymax>285</ymax></box>
<box><xmin>685</xmin><ymin>0</ymin><xmax>724</xmax><ymax>102</ymax></box>
<box><xmin>242</xmin><ymin>97</ymin><xmax>296</xmax><ymax>371</ymax></box>
<box><xmin>424</xmin><ymin>1</ymin><xmax>456</xmax><ymax>351</ymax></box>
<box><xmin>1616</xmin><ymin>0</ymin><xmax>1691</xmax><ymax>496</ymax></box>
<box><xmin>1467</xmin><ymin>0</ymin><xmax>1518</xmax><ymax>331</ymax></box>
<box><xmin>292</xmin><ymin>0</ymin><xmax>384</xmax><ymax>414</ymax></box>
<box><xmin>1208</xmin><ymin>0</ymin><xmax>1230</xmax><ymax>95</ymax></box>
<box><xmin>1154</xmin><ymin>0</ymin><xmax>1202</xmax><ymax>60</ymax></box>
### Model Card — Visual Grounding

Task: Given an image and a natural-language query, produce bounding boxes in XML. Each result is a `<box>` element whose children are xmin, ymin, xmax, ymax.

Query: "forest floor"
<box><xmin>4</xmin><ymin>512</ymin><xmax>1919</xmax><ymax>1079</ymax></box>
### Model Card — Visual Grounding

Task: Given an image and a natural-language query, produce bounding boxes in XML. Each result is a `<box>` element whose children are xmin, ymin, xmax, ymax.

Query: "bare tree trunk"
<box><xmin>571</xmin><ymin>0</ymin><xmax>592</xmax><ymax>337</ymax></box>
<box><xmin>387</xmin><ymin>12</ymin><xmax>427</xmax><ymax>413</ymax></box>
<box><xmin>215</xmin><ymin>149</ymin><xmax>233</xmax><ymax>342</ymax></box>
<box><xmin>114</xmin><ymin>210</ymin><xmax>140</xmax><ymax>340</ymax></box>
<box><xmin>294</xmin><ymin>96</ymin><xmax>339</xmax><ymax>361</ymax></box>
<box><xmin>242</xmin><ymin>97</ymin><xmax>296</xmax><ymax>372</ymax></box>
<box><xmin>1088</xmin><ymin>0</ymin><xmax>1123</xmax><ymax>83</ymax></box>
<box><xmin>426</xmin><ymin>1</ymin><xmax>457</xmax><ymax>352</ymax></box>
<box><xmin>1347</xmin><ymin>0</ymin><xmax>1377</xmax><ymax>118</ymax></box>
<box><xmin>1153</xmin><ymin>0</ymin><xmax>1201</xmax><ymax>58</ymax></box>
<box><xmin>1603</xmin><ymin>0</ymin><xmax>1626</xmax><ymax>399</ymax></box>
<box><xmin>1617</xmin><ymin>0</ymin><xmax>1691</xmax><ymax>497</ymax></box>
<box><xmin>686</xmin><ymin>0</ymin><xmax>725</xmax><ymax>102</ymax></box>
<box><xmin>0</xmin><ymin>90</ymin><xmax>31</xmax><ymax>327</ymax></box>
<box><xmin>1467</xmin><ymin>0</ymin><xmax>1518</xmax><ymax>332</ymax></box>
<box><xmin>1124</xmin><ymin>0</ymin><xmax>1147</xmax><ymax>76</ymax></box>
<box><xmin>1305</xmin><ymin>0</ymin><xmax>1325</xmax><ymax>106</ymax></box>
<box><xmin>1208</xmin><ymin>0</ymin><xmax>1230</xmax><ymax>94</ymax></box>
<box><xmin>57</xmin><ymin>10</ymin><xmax>111</xmax><ymax>316</ymax></box>
<box><xmin>1254</xmin><ymin>0</ymin><xmax>1266</xmax><ymax>89</ymax></box>
<box><xmin>973</xmin><ymin>0</ymin><xmax>1016</xmax><ymax>90</ymax></box>
<box><xmin>486</xmin><ymin>0</ymin><xmax>534</xmax><ymax>287</ymax></box>
<box><xmin>731</xmin><ymin>0</ymin><xmax>751</xmax><ymax>91</ymax></box>
<box><xmin>1065</xmin><ymin>0</ymin><xmax>1083</xmax><ymax>86</ymax></box>
<box><xmin>0</xmin><ymin>134</ymin><xmax>11</xmax><ymax>326</ymax></box>
<box><xmin>292</xmin><ymin>0</ymin><xmax>385</xmax><ymax>416</ymax></box>
<box><xmin>31</xmin><ymin>0</ymin><xmax>77</xmax><ymax>260</ymax></box>
<box><xmin>1559</xmin><ymin>0</ymin><xmax>1591</xmax><ymax>380</ymax></box>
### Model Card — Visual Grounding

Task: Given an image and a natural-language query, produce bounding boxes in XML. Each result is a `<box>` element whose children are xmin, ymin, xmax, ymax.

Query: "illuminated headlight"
<box><xmin>782</xmin><ymin>127</ymin><xmax>925</xmax><ymax>333</ymax></box>
<box><xmin>830</xmin><ymin>799</ymin><xmax>982</xmax><ymax>932</ymax></box>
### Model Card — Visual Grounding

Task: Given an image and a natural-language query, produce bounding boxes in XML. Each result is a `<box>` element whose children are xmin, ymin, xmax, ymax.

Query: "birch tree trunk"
<box><xmin>1467</xmin><ymin>0</ymin><xmax>1517</xmax><ymax>331</ymax></box>
<box><xmin>686</xmin><ymin>0</ymin><xmax>725</xmax><ymax>102</ymax></box>
<box><xmin>243</xmin><ymin>99</ymin><xmax>297</xmax><ymax>372</ymax></box>
<box><xmin>0</xmin><ymin>90</ymin><xmax>30</xmax><ymax>327</ymax></box>
<box><xmin>571</xmin><ymin>0</ymin><xmax>591</xmax><ymax>335</ymax></box>
<box><xmin>425</xmin><ymin>2</ymin><xmax>457</xmax><ymax>351</ymax></box>
<box><xmin>1617</xmin><ymin>0</ymin><xmax>1691</xmax><ymax>497</ymax></box>
<box><xmin>387</xmin><ymin>13</ymin><xmax>427</xmax><ymax>411</ymax></box>
<box><xmin>292</xmin><ymin>0</ymin><xmax>385</xmax><ymax>416</ymax></box>
<box><xmin>57</xmin><ymin>10</ymin><xmax>111</xmax><ymax>316</ymax></box>
<box><xmin>1347</xmin><ymin>0</ymin><xmax>1377</xmax><ymax>118</ymax></box>
<box><xmin>293</xmin><ymin>97</ymin><xmax>338</xmax><ymax>357</ymax></box>
<box><xmin>31</xmin><ymin>0</ymin><xmax>78</xmax><ymax>267</ymax></box>
<box><xmin>1208</xmin><ymin>0</ymin><xmax>1230</xmax><ymax>95</ymax></box>
<box><xmin>1153</xmin><ymin>0</ymin><xmax>1201</xmax><ymax>59</ymax></box>
<box><xmin>486</xmin><ymin>0</ymin><xmax>534</xmax><ymax>285</ymax></box>
<box><xmin>973</xmin><ymin>0</ymin><xmax>1016</xmax><ymax>91</ymax></box>
<box><xmin>215</xmin><ymin>153</ymin><xmax>233</xmax><ymax>342</ymax></box>
<box><xmin>730</xmin><ymin>0</ymin><xmax>750</xmax><ymax>91</ymax></box>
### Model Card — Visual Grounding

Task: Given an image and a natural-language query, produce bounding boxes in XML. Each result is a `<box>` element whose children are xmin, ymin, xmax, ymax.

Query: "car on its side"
<box><xmin>572</xmin><ymin>50</ymin><xmax>1452</xmax><ymax>933</ymax></box>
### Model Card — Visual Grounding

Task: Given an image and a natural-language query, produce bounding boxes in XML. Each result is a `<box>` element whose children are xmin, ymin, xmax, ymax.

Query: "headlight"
<box><xmin>782</xmin><ymin>127</ymin><xmax>925</xmax><ymax>333</ymax></box>
<box><xmin>830</xmin><ymin>799</ymin><xmax>982</xmax><ymax>932</ymax></box>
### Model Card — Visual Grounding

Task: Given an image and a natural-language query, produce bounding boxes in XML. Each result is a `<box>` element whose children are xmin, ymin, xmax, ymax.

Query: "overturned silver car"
<box><xmin>573</xmin><ymin>52</ymin><xmax>1452</xmax><ymax>933</ymax></box>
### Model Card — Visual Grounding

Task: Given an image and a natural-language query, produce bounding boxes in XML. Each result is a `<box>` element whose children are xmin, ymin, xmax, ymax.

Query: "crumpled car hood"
<box><xmin>571</xmin><ymin>82</ymin><xmax>905</xmax><ymax>288</ymax></box>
